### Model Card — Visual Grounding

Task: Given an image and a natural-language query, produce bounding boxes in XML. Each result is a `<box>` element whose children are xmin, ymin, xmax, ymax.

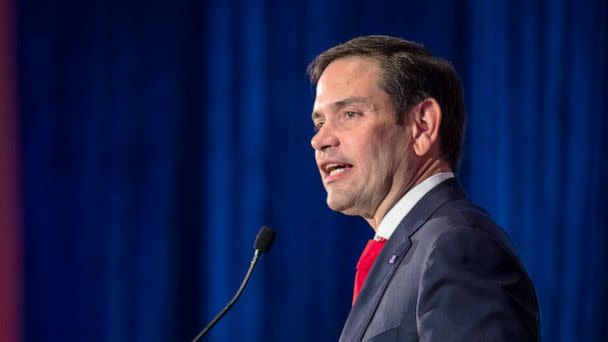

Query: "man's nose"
<box><xmin>311</xmin><ymin>125</ymin><xmax>339</xmax><ymax>151</ymax></box>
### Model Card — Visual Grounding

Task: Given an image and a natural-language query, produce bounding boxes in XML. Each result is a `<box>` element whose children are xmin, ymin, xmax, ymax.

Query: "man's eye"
<box><xmin>345</xmin><ymin>111</ymin><xmax>359</xmax><ymax>118</ymax></box>
<box><xmin>313</xmin><ymin>121</ymin><xmax>324</xmax><ymax>132</ymax></box>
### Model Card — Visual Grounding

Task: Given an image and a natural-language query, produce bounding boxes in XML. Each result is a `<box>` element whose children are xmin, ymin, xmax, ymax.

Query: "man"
<box><xmin>308</xmin><ymin>36</ymin><xmax>540</xmax><ymax>341</ymax></box>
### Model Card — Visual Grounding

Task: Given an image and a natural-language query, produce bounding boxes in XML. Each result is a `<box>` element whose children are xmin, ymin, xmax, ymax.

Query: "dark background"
<box><xmin>12</xmin><ymin>0</ymin><xmax>608</xmax><ymax>341</ymax></box>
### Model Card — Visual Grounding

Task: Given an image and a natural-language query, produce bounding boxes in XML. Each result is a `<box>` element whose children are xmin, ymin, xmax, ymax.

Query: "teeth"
<box><xmin>329</xmin><ymin>167</ymin><xmax>345</xmax><ymax>176</ymax></box>
<box><xmin>323</xmin><ymin>162</ymin><xmax>350</xmax><ymax>175</ymax></box>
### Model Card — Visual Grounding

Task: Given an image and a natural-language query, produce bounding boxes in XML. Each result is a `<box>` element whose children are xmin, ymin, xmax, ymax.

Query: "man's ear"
<box><xmin>410</xmin><ymin>98</ymin><xmax>442</xmax><ymax>157</ymax></box>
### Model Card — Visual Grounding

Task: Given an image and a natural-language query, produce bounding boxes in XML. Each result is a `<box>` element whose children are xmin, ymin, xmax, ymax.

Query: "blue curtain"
<box><xmin>17</xmin><ymin>0</ymin><xmax>607</xmax><ymax>341</ymax></box>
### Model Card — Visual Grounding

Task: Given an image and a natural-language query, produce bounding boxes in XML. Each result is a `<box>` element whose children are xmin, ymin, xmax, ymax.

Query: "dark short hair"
<box><xmin>307</xmin><ymin>35</ymin><xmax>465</xmax><ymax>170</ymax></box>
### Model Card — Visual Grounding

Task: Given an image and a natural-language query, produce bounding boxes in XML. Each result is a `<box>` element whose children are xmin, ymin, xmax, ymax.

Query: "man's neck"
<box><xmin>365</xmin><ymin>159</ymin><xmax>452</xmax><ymax>230</ymax></box>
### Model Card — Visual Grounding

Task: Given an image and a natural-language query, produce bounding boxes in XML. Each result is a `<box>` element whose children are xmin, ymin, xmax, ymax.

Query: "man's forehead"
<box><xmin>311</xmin><ymin>57</ymin><xmax>386</xmax><ymax>121</ymax></box>
<box><xmin>317</xmin><ymin>57</ymin><xmax>378</xmax><ymax>87</ymax></box>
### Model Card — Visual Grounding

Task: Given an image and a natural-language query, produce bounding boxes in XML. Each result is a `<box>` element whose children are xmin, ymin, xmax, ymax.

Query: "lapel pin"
<box><xmin>389</xmin><ymin>255</ymin><xmax>397</xmax><ymax>264</ymax></box>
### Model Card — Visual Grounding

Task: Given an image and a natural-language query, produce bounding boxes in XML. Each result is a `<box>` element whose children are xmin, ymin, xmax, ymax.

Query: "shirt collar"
<box><xmin>374</xmin><ymin>172</ymin><xmax>455</xmax><ymax>241</ymax></box>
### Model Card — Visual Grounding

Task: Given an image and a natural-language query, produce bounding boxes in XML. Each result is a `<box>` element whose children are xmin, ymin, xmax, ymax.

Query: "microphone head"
<box><xmin>254</xmin><ymin>226</ymin><xmax>276</xmax><ymax>253</ymax></box>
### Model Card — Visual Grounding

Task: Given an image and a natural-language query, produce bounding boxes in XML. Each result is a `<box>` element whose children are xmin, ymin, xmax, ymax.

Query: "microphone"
<box><xmin>192</xmin><ymin>226</ymin><xmax>276</xmax><ymax>342</ymax></box>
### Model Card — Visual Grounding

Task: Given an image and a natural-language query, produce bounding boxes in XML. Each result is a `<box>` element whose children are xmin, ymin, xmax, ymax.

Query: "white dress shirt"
<box><xmin>374</xmin><ymin>172</ymin><xmax>455</xmax><ymax>241</ymax></box>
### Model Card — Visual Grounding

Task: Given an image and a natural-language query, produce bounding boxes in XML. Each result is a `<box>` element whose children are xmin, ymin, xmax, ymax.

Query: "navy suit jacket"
<box><xmin>339</xmin><ymin>179</ymin><xmax>540</xmax><ymax>341</ymax></box>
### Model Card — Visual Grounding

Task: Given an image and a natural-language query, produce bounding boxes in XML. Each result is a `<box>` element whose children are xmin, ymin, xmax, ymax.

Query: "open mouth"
<box><xmin>323</xmin><ymin>162</ymin><xmax>353</xmax><ymax>177</ymax></box>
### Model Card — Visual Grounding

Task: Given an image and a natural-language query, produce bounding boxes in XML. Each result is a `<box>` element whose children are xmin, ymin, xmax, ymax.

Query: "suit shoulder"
<box><xmin>412</xmin><ymin>198</ymin><xmax>536</xmax><ymax>293</ymax></box>
<box><xmin>415</xmin><ymin>198</ymin><xmax>517</xmax><ymax>254</ymax></box>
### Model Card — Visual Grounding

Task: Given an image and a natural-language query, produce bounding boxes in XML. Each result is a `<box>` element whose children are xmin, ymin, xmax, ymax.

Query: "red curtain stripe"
<box><xmin>0</xmin><ymin>0</ymin><xmax>22</xmax><ymax>340</ymax></box>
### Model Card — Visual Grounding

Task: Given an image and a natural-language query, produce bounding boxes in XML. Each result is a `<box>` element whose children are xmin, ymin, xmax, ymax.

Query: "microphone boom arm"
<box><xmin>191</xmin><ymin>249</ymin><xmax>262</xmax><ymax>342</ymax></box>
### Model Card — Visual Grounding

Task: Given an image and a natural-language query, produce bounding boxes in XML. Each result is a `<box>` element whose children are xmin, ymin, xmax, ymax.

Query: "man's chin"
<box><xmin>326</xmin><ymin>196</ymin><xmax>359</xmax><ymax>216</ymax></box>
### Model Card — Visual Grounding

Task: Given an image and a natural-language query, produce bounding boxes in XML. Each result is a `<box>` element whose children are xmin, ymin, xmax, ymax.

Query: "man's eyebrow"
<box><xmin>311</xmin><ymin>111</ymin><xmax>322</xmax><ymax>121</ymax></box>
<box><xmin>332</xmin><ymin>97</ymin><xmax>369</xmax><ymax>109</ymax></box>
<box><xmin>311</xmin><ymin>97</ymin><xmax>370</xmax><ymax>121</ymax></box>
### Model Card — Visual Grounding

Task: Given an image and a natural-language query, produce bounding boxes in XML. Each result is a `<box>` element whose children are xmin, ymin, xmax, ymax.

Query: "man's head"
<box><xmin>308</xmin><ymin>35</ymin><xmax>465</xmax><ymax>170</ymax></box>
<box><xmin>308</xmin><ymin>35</ymin><xmax>465</xmax><ymax>224</ymax></box>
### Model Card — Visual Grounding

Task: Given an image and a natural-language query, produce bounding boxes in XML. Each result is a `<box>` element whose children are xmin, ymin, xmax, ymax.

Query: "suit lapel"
<box><xmin>339</xmin><ymin>179</ymin><xmax>466</xmax><ymax>341</ymax></box>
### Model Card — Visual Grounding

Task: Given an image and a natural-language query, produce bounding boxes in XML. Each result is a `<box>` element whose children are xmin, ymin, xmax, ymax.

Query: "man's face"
<box><xmin>311</xmin><ymin>56</ymin><xmax>414</xmax><ymax>219</ymax></box>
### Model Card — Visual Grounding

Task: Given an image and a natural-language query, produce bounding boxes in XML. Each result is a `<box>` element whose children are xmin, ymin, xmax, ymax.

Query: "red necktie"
<box><xmin>353</xmin><ymin>238</ymin><xmax>387</xmax><ymax>305</ymax></box>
